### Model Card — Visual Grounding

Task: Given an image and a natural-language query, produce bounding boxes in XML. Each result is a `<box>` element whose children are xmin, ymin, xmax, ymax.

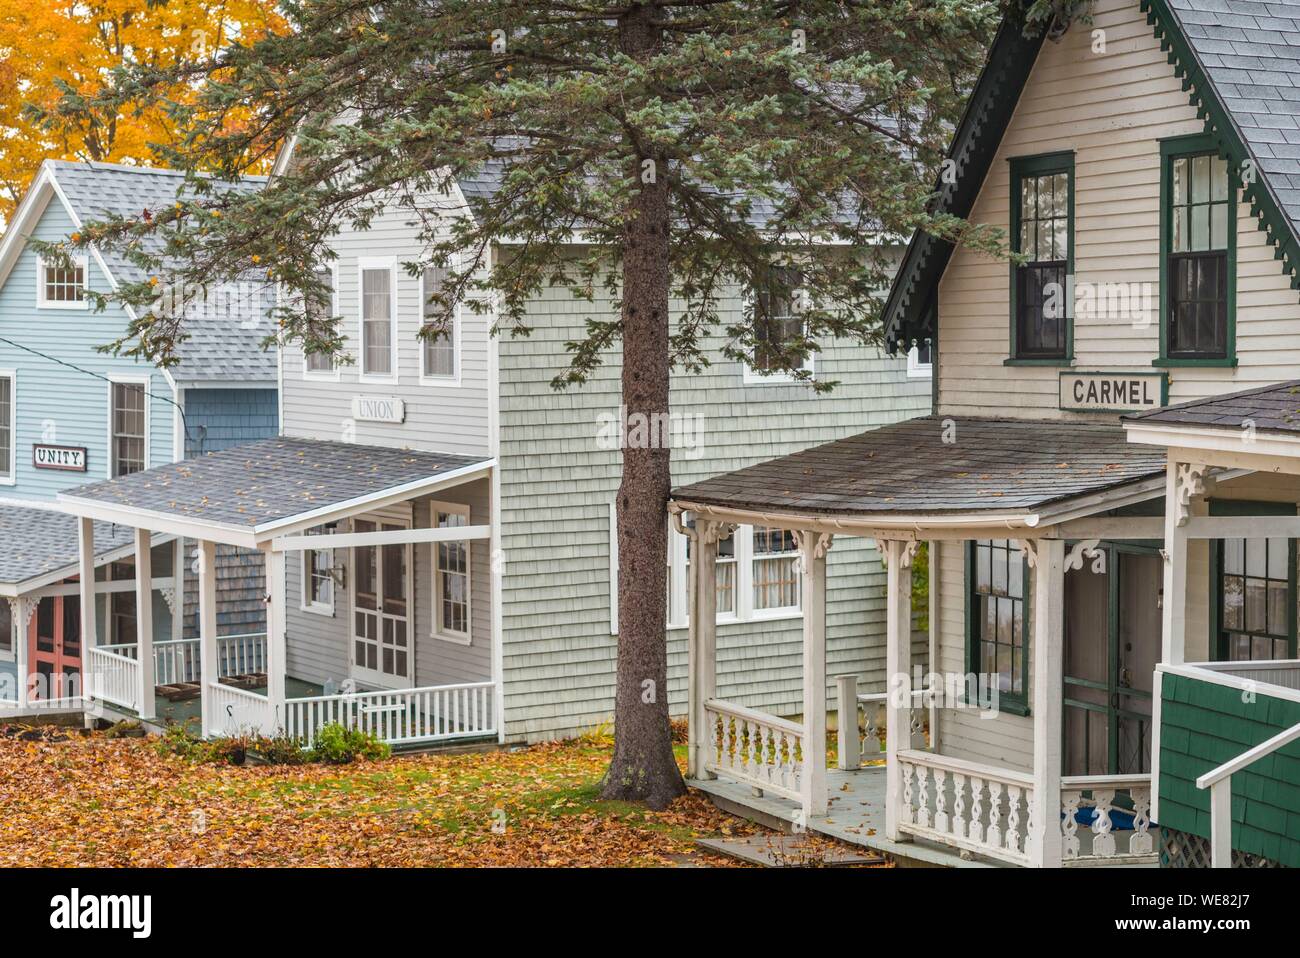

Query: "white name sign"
<box><xmin>1059</xmin><ymin>371</ymin><xmax>1166</xmax><ymax>413</ymax></box>
<box><xmin>32</xmin><ymin>444</ymin><xmax>88</xmax><ymax>472</ymax></box>
<box><xmin>352</xmin><ymin>396</ymin><xmax>405</xmax><ymax>423</ymax></box>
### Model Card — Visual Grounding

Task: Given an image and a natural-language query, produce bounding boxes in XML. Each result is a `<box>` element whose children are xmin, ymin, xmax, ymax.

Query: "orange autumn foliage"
<box><xmin>0</xmin><ymin>0</ymin><xmax>287</xmax><ymax>218</ymax></box>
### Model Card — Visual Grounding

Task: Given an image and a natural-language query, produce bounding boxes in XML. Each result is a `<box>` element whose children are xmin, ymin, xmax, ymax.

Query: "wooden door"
<box><xmin>28</xmin><ymin>595</ymin><xmax>81</xmax><ymax>702</ymax></box>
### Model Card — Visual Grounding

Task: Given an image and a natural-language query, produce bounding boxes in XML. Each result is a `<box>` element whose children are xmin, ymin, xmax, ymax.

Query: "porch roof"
<box><xmin>0</xmin><ymin>506</ymin><xmax>134</xmax><ymax>595</ymax></box>
<box><xmin>671</xmin><ymin>416</ymin><xmax>1167</xmax><ymax>526</ymax></box>
<box><xmin>1126</xmin><ymin>380</ymin><xmax>1300</xmax><ymax>436</ymax></box>
<box><xmin>56</xmin><ymin>437</ymin><xmax>492</xmax><ymax>547</ymax></box>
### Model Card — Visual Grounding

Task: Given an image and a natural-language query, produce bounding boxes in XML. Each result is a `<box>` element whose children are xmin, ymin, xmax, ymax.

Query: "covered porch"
<box><xmin>57</xmin><ymin>436</ymin><xmax>502</xmax><ymax>749</ymax></box>
<box><xmin>671</xmin><ymin>416</ymin><xmax>1169</xmax><ymax>867</ymax></box>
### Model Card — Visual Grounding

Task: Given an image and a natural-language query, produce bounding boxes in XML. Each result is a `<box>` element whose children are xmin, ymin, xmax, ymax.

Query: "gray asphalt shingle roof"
<box><xmin>1170</xmin><ymin>0</ymin><xmax>1300</xmax><ymax>231</ymax></box>
<box><xmin>59</xmin><ymin>436</ymin><xmax>489</xmax><ymax>530</ymax></box>
<box><xmin>1126</xmin><ymin>379</ymin><xmax>1300</xmax><ymax>434</ymax></box>
<box><xmin>671</xmin><ymin>417</ymin><xmax>1167</xmax><ymax>516</ymax></box>
<box><xmin>0</xmin><ymin>507</ymin><xmax>133</xmax><ymax>587</ymax></box>
<box><xmin>47</xmin><ymin>161</ymin><xmax>276</xmax><ymax>384</ymax></box>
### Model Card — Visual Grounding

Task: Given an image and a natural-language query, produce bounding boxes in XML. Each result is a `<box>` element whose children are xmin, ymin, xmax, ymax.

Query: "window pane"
<box><xmin>1191</xmin><ymin>154</ymin><xmax>1210</xmax><ymax>203</ymax></box>
<box><xmin>1210</xmin><ymin>156</ymin><xmax>1228</xmax><ymax>202</ymax></box>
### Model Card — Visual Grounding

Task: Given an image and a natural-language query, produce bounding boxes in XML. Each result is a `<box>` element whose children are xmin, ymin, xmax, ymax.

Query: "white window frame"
<box><xmin>430</xmin><ymin>500</ymin><xmax>472</xmax><ymax>645</ymax></box>
<box><xmin>35</xmin><ymin>254</ymin><xmax>89</xmax><ymax>310</ymax></box>
<box><xmin>303</xmin><ymin>263</ymin><xmax>341</xmax><ymax>382</ymax></box>
<box><xmin>0</xmin><ymin>595</ymin><xmax>13</xmax><ymax>662</ymax></box>
<box><xmin>106</xmin><ymin>375</ymin><xmax>150</xmax><ymax>479</ymax></box>
<box><xmin>300</xmin><ymin>526</ymin><xmax>336</xmax><ymax>616</ymax></box>
<box><xmin>419</xmin><ymin>264</ymin><xmax>461</xmax><ymax>386</ymax></box>
<box><xmin>357</xmin><ymin>257</ymin><xmax>398</xmax><ymax>382</ymax></box>
<box><xmin>741</xmin><ymin>285</ymin><xmax>815</xmax><ymax>385</ymax></box>
<box><xmin>748</xmin><ymin>526</ymin><xmax>803</xmax><ymax>620</ymax></box>
<box><xmin>907</xmin><ymin>343</ymin><xmax>933</xmax><ymax>379</ymax></box>
<box><xmin>0</xmin><ymin>368</ymin><xmax>15</xmax><ymax>487</ymax></box>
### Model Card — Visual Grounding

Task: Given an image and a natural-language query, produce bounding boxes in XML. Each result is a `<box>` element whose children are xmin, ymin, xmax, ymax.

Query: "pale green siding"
<box><xmin>498</xmin><ymin>279</ymin><xmax>932</xmax><ymax>743</ymax></box>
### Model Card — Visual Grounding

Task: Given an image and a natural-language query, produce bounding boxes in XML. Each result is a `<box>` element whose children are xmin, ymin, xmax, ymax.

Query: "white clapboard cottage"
<box><xmin>51</xmin><ymin>131</ymin><xmax>931</xmax><ymax>748</ymax></box>
<box><xmin>671</xmin><ymin>0</ymin><xmax>1300</xmax><ymax>868</ymax></box>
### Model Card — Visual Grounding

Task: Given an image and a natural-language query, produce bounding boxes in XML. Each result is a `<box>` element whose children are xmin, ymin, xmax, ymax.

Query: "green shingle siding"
<box><xmin>1158</xmin><ymin>671</ymin><xmax>1300</xmax><ymax>867</ymax></box>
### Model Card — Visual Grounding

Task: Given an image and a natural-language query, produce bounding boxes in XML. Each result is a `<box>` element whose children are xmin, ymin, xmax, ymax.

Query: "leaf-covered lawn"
<box><xmin>0</xmin><ymin>727</ymin><xmax>769</xmax><ymax>867</ymax></box>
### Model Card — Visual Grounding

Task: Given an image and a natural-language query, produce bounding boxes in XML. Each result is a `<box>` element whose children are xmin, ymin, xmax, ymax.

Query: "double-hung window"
<box><xmin>662</xmin><ymin>521</ymin><xmax>797</xmax><ymax>627</ymax></box>
<box><xmin>421</xmin><ymin>266</ymin><xmax>458</xmax><ymax>381</ymax></box>
<box><xmin>745</xmin><ymin>267</ymin><xmax>812</xmax><ymax>382</ymax></box>
<box><xmin>432</xmin><ymin>503</ymin><xmax>471</xmax><ymax>643</ymax></box>
<box><xmin>1160</xmin><ymin>135</ymin><xmax>1234</xmax><ymax>364</ymax></box>
<box><xmin>37</xmin><ymin>255</ymin><xmax>88</xmax><ymax>309</ymax></box>
<box><xmin>0</xmin><ymin>371</ymin><xmax>13</xmax><ymax>484</ymax></box>
<box><xmin>304</xmin><ymin>266</ymin><xmax>337</xmax><ymax>376</ymax></box>
<box><xmin>360</xmin><ymin>261</ymin><xmax>395</xmax><ymax>378</ymax></box>
<box><xmin>1212</xmin><ymin>501</ymin><xmax>1297</xmax><ymax>661</ymax></box>
<box><xmin>301</xmin><ymin>526</ymin><xmax>335</xmax><ymax>615</ymax></box>
<box><xmin>1009</xmin><ymin>153</ymin><xmax>1073</xmax><ymax>362</ymax></box>
<box><xmin>968</xmin><ymin>539</ymin><xmax>1029</xmax><ymax>714</ymax></box>
<box><xmin>110</xmin><ymin>381</ymin><xmax>146</xmax><ymax>477</ymax></box>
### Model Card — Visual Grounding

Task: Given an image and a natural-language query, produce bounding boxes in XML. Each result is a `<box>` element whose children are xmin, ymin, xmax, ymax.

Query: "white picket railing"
<box><xmin>897</xmin><ymin>749</ymin><xmax>1036</xmax><ymax>866</ymax></box>
<box><xmin>99</xmin><ymin>633</ymin><xmax>268</xmax><ymax>688</ymax></box>
<box><xmin>1060</xmin><ymin>774</ymin><xmax>1156</xmax><ymax>866</ymax></box>
<box><xmin>702</xmin><ymin>698</ymin><xmax>806</xmax><ymax>802</ymax></box>
<box><xmin>86</xmin><ymin>646</ymin><xmax>140</xmax><ymax>711</ymax></box>
<box><xmin>209</xmin><ymin>681</ymin><xmax>275</xmax><ymax>736</ymax></box>
<box><xmin>283</xmin><ymin>681</ymin><xmax>496</xmax><ymax>747</ymax></box>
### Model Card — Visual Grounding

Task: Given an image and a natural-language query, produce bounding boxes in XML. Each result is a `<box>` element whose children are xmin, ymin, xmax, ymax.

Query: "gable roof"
<box><xmin>881</xmin><ymin>0</ymin><xmax>1300</xmax><ymax>353</ymax></box>
<box><xmin>0</xmin><ymin>161</ymin><xmax>276</xmax><ymax>385</ymax></box>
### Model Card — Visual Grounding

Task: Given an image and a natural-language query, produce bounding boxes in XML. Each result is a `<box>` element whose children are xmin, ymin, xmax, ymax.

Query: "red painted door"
<box><xmin>28</xmin><ymin>595</ymin><xmax>81</xmax><ymax>702</ymax></box>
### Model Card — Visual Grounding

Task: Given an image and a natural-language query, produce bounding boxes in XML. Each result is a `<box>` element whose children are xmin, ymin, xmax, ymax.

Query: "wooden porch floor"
<box><xmin>690</xmin><ymin>766</ymin><xmax>999</xmax><ymax>868</ymax></box>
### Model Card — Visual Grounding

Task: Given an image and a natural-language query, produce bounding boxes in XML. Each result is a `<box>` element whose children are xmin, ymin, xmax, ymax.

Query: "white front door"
<box><xmin>350</xmin><ymin>515</ymin><xmax>413</xmax><ymax>688</ymax></box>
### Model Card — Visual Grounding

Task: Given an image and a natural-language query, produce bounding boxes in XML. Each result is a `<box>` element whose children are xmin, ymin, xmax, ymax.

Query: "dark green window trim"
<box><xmin>1157</xmin><ymin>133</ymin><xmax>1238</xmax><ymax>367</ymax></box>
<box><xmin>1208</xmin><ymin>499</ymin><xmax>1298</xmax><ymax>662</ymax></box>
<box><xmin>1008</xmin><ymin>151</ymin><xmax>1075</xmax><ymax>364</ymax></box>
<box><xmin>964</xmin><ymin>539</ymin><xmax>1031</xmax><ymax>716</ymax></box>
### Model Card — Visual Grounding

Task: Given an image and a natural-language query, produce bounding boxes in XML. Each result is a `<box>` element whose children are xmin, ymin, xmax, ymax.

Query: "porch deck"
<box><xmin>690</xmin><ymin>765</ymin><xmax>996</xmax><ymax>868</ymax></box>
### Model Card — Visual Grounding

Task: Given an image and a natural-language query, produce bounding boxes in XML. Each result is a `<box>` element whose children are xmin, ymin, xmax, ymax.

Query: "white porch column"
<box><xmin>78</xmin><ymin>518</ymin><xmax>97</xmax><ymax>708</ymax></box>
<box><xmin>11</xmin><ymin>599</ymin><xmax>28</xmax><ymax>710</ymax></box>
<box><xmin>1161</xmin><ymin>458</ymin><xmax>1204</xmax><ymax>666</ymax></box>
<box><xmin>198</xmin><ymin>539</ymin><xmax>218</xmax><ymax>738</ymax></box>
<box><xmin>265</xmin><ymin>547</ymin><xmax>287</xmax><ymax>734</ymax></box>
<box><xmin>796</xmin><ymin>529</ymin><xmax>832</xmax><ymax>820</ymax></box>
<box><xmin>171</xmin><ymin>537</ymin><xmax>185</xmax><ymax>642</ymax></box>
<box><xmin>134</xmin><ymin>529</ymin><xmax>156</xmax><ymax>720</ymax></box>
<box><xmin>883</xmin><ymin>538</ymin><xmax>914</xmax><ymax>843</ymax></box>
<box><xmin>1029</xmin><ymin>538</ymin><xmax>1065</xmax><ymax>868</ymax></box>
<box><xmin>684</xmin><ymin>516</ymin><xmax>722</xmax><ymax>781</ymax></box>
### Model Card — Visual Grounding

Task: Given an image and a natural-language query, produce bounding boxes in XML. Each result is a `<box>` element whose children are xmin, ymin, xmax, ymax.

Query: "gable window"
<box><xmin>421</xmin><ymin>266</ymin><xmax>458</xmax><ymax>381</ymax></box>
<box><xmin>745</xmin><ymin>267</ymin><xmax>812</xmax><ymax>382</ymax></box>
<box><xmin>432</xmin><ymin>502</ymin><xmax>471</xmax><ymax>643</ymax></box>
<box><xmin>0</xmin><ymin>372</ymin><xmax>13</xmax><ymax>484</ymax></box>
<box><xmin>303</xmin><ymin>267</ymin><xmax>337</xmax><ymax>377</ymax></box>
<box><xmin>967</xmin><ymin>539</ymin><xmax>1028</xmax><ymax>714</ymax></box>
<box><xmin>1009</xmin><ymin>153</ymin><xmax>1073</xmax><ymax>363</ymax></box>
<box><xmin>110</xmin><ymin>381</ymin><xmax>146</xmax><ymax>477</ymax></box>
<box><xmin>301</xmin><ymin>526</ymin><xmax>335</xmax><ymax>615</ymax></box>
<box><xmin>1159</xmin><ymin>135</ymin><xmax>1235</xmax><ymax>365</ymax></box>
<box><xmin>36</xmin><ymin>255</ymin><xmax>88</xmax><ymax>309</ymax></box>
<box><xmin>359</xmin><ymin>261</ymin><xmax>395</xmax><ymax>378</ymax></box>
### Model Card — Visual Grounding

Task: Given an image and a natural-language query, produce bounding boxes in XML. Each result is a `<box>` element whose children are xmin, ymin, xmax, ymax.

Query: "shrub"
<box><xmin>308</xmin><ymin>723</ymin><xmax>391</xmax><ymax>765</ymax></box>
<box><xmin>155</xmin><ymin>723</ymin><xmax>210</xmax><ymax>761</ymax></box>
<box><xmin>251</xmin><ymin>733</ymin><xmax>308</xmax><ymax>765</ymax></box>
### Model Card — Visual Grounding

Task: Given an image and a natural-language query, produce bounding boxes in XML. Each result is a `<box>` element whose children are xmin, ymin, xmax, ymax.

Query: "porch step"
<box><xmin>695</xmin><ymin>834</ymin><xmax>885</xmax><ymax>867</ymax></box>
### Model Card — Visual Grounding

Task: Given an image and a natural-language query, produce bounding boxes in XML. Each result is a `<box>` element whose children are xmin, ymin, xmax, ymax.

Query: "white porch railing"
<box><xmin>1193</xmin><ymin>658</ymin><xmax>1300</xmax><ymax>692</ymax></box>
<box><xmin>122</xmin><ymin>633</ymin><xmax>268</xmax><ymax>687</ymax></box>
<box><xmin>209</xmin><ymin>681</ymin><xmax>275</xmax><ymax>736</ymax></box>
<box><xmin>283</xmin><ymin>681</ymin><xmax>495</xmax><ymax>747</ymax></box>
<box><xmin>86</xmin><ymin>645</ymin><xmax>141</xmax><ymax>711</ymax></box>
<box><xmin>897</xmin><ymin>749</ymin><xmax>1036</xmax><ymax>866</ymax></box>
<box><xmin>836</xmin><ymin>674</ymin><xmax>928</xmax><ymax>768</ymax></box>
<box><xmin>702</xmin><ymin>698</ymin><xmax>806</xmax><ymax>803</ymax></box>
<box><xmin>1060</xmin><ymin>774</ymin><xmax>1156</xmax><ymax>866</ymax></box>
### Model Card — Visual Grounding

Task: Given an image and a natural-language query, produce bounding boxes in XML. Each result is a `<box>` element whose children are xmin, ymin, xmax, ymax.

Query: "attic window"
<box><xmin>37</xmin><ymin>256</ymin><xmax>88</xmax><ymax>309</ymax></box>
<box><xmin>745</xmin><ymin>267</ymin><xmax>812</xmax><ymax>383</ymax></box>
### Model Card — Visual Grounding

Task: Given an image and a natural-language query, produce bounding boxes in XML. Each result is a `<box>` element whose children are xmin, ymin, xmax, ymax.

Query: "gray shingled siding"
<box><xmin>498</xmin><ymin>279</ymin><xmax>932</xmax><ymax>743</ymax></box>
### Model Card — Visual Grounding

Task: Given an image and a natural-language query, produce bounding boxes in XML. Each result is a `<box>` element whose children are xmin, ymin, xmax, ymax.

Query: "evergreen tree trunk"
<box><xmin>602</xmin><ymin>2</ymin><xmax>687</xmax><ymax>809</ymax></box>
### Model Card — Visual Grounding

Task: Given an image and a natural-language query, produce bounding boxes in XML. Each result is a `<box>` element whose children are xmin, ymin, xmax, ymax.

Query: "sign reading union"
<box><xmin>351</xmin><ymin>396</ymin><xmax>405</xmax><ymax>423</ymax></box>
<box><xmin>32</xmin><ymin>444</ymin><xmax>88</xmax><ymax>472</ymax></box>
<box><xmin>1058</xmin><ymin>370</ymin><xmax>1167</xmax><ymax>414</ymax></box>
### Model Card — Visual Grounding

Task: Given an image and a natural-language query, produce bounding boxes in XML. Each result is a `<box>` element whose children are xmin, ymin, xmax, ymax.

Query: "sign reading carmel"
<box><xmin>32</xmin><ymin>444</ymin><xmax>88</xmax><ymax>472</ymax></box>
<box><xmin>351</xmin><ymin>396</ymin><xmax>405</xmax><ymax>423</ymax></box>
<box><xmin>1058</xmin><ymin>371</ymin><xmax>1167</xmax><ymax>413</ymax></box>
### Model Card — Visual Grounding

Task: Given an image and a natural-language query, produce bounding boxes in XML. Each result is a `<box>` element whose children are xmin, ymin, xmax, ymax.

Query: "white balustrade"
<box><xmin>1059</xmin><ymin>774</ymin><xmax>1155</xmax><ymax>865</ymax></box>
<box><xmin>208</xmin><ymin>681</ymin><xmax>275</xmax><ymax>736</ymax></box>
<box><xmin>702</xmin><ymin>698</ymin><xmax>806</xmax><ymax>802</ymax></box>
<box><xmin>103</xmin><ymin>633</ymin><xmax>267</xmax><ymax>690</ymax></box>
<box><xmin>283</xmin><ymin>681</ymin><xmax>495</xmax><ymax>747</ymax></box>
<box><xmin>86</xmin><ymin>646</ymin><xmax>140</xmax><ymax>711</ymax></box>
<box><xmin>897</xmin><ymin>749</ymin><xmax>1036</xmax><ymax>866</ymax></box>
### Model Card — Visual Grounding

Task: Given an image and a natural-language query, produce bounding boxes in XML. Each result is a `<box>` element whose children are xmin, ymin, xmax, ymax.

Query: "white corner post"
<box><xmin>836</xmin><ymin>674</ymin><xmax>860</xmax><ymax>772</ymax></box>
<box><xmin>1209</xmin><ymin>778</ymin><xmax>1232</xmax><ymax>868</ymax></box>
<box><xmin>78</xmin><ymin>518</ymin><xmax>98</xmax><ymax>705</ymax></box>
<box><xmin>684</xmin><ymin>515</ymin><xmax>720</xmax><ymax>781</ymax></box>
<box><xmin>265</xmin><ymin>546</ymin><xmax>287</xmax><ymax>735</ymax></box>
<box><xmin>883</xmin><ymin>538</ymin><xmax>914</xmax><ymax>842</ymax></box>
<box><xmin>171</xmin><ymin>537</ymin><xmax>185</xmax><ymax>641</ymax></box>
<box><xmin>796</xmin><ymin>529</ymin><xmax>832</xmax><ymax>821</ymax></box>
<box><xmin>1161</xmin><ymin>458</ymin><xmax>1204</xmax><ymax>666</ymax></box>
<box><xmin>11</xmin><ymin>599</ymin><xmax>27</xmax><ymax>710</ymax></box>
<box><xmin>134</xmin><ymin>529</ymin><xmax>156</xmax><ymax>720</ymax></box>
<box><xmin>198</xmin><ymin>539</ymin><xmax>218</xmax><ymax>738</ymax></box>
<box><xmin>927</xmin><ymin>539</ymin><xmax>941</xmax><ymax>752</ymax></box>
<box><xmin>1029</xmin><ymin>538</ymin><xmax>1065</xmax><ymax>868</ymax></box>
